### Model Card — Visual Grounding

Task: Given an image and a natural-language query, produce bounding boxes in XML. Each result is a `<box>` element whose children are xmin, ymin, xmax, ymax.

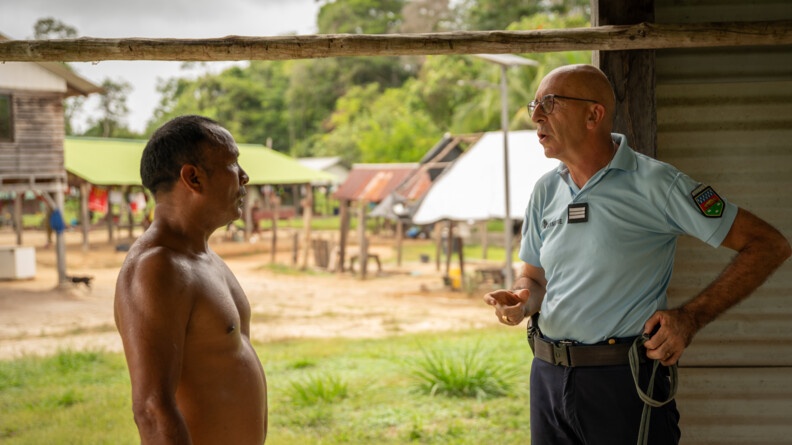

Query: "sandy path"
<box><xmin>0</xmin><ymin>228</ymin><xmax>501</xmax><ymax>359</ymax></box>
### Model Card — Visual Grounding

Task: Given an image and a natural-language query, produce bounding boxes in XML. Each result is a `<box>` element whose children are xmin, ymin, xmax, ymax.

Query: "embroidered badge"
<box><xmin>691</xmin><ymin>185</ymin><xmax>724</xmax><ymax>218</ymax></box>
<box><xmin>567</xmin><ymin>203</ymin><xmax>589</xmax><ymax>223</ymax></box>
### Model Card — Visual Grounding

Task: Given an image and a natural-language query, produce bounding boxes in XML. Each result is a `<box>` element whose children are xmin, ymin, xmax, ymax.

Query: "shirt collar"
<box><xmin>609</xmin><ymin>133</ymin><xmax>638</xmax><ymax>172</ymax></box>
<box><xmin>554</xmin><ymin>132</ymin><xmax>637</xmax><ymax>177</ymax></box>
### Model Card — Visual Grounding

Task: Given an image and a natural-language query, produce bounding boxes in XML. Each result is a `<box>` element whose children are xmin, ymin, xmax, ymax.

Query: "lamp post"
<box><xmin>474</xmin><ymin>54</ymin><xmax>538</xmax><ymax>289</ymax></box>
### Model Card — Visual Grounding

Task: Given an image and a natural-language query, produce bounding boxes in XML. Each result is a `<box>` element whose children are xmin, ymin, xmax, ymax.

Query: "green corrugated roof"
<box><xmin>65</xmin><ymin>137</ymin><xmax>334</xmax><ymax>186</ymax></box>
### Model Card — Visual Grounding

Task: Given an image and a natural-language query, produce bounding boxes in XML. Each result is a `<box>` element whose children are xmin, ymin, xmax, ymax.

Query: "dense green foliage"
<box><xmin>54</xmin><ymin>0</ymin><xmax>591</xmax><ymax>162</ymax></box>
<box><xmin>145</xmin><ymin>0</ymin><xmax>591</xmax><ymax>163</ymax></box>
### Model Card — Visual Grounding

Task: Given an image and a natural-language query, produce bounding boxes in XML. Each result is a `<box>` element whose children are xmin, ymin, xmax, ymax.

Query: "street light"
<box><xmin>474</xmin><ymin>54</ymin><xmax>539</xmax><ymax>289</ymax></box>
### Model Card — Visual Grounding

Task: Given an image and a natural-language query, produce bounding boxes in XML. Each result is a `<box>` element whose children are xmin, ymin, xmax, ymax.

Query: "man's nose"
<box><xmin>531</xmin><ymin>107</ymin><xmax>546</xmax><ymax>123</ymax></box>
<box><xmin>240</xmin><ymin>168</ymin><xmax>250</xmax><ymax>185</ymax></box>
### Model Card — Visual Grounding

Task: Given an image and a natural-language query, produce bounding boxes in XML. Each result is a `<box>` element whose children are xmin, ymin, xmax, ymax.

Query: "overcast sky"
<box><xmin>0</xmin><ymin>0</ymin><xmax>320</xmax><ymax>133</ymax></box>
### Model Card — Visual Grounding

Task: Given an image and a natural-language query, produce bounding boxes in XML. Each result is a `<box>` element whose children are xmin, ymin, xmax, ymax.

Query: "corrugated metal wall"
<box><xmin>655</xmin><ymin>1</ymin><xmax>792</xmax><ymax>443</ymax></box>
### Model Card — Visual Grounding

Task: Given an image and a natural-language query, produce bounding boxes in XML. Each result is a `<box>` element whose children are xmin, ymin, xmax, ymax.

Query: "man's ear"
<box><xmin>586</xmin><ymin>104</ymin><xmax>606</xmax><ymax>129</ymax></box>
<box><xmin>180</xmin><ymin>164</ymin><xmax>202</xmax><ymax>192</ymax></box>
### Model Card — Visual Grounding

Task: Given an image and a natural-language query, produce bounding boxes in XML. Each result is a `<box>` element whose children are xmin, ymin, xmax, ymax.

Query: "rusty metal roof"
<box><xmin>333</xmin><ymin>163</ymin><xmax>418</xmax><ymax>202</ymax></box>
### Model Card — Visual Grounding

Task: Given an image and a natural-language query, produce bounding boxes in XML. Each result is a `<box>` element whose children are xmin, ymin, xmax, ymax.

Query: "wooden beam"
<box><xmin>593</xmin><ymin>0</ymin><xmax>658</xmax><ymax>157</ymax></box>
<box><xmin>1</xmin><ymin>21</ymin><xmax>791</xmax><ymax>62</ymax></box>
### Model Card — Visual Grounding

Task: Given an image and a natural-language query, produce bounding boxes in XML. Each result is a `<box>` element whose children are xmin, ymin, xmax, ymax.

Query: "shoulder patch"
<box><xmin>691</xmin><ymin>184</ymin><xmax>724</xmax><ymax>218</ymax></box>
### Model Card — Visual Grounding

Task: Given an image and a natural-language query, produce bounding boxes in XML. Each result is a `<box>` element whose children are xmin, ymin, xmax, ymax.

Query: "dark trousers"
<box><xmin>530</xmin><ymin>358</ymin><xmax>681</xmax><ymax>445</ymax></box>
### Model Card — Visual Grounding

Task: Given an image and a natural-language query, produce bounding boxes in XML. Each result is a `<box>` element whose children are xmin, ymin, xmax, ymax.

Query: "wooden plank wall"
<box><xmin>0</xmin><ymin>89</ymin><xmax>65</xmax><ymax>181</ymax></box>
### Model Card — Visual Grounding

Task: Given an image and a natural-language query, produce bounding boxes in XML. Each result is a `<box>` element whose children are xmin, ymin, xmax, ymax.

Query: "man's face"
<box><xmin>199</xmin><ymin>128</ymin><xmax>249</xmax><ymax>225</ymax></box>
<box><xmin>530</xmin><ymin>73</ymin><xmax>591</xmax><ymax>162</ymax></box>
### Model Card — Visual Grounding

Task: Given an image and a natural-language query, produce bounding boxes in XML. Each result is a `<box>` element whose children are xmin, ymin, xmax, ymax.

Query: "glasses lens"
<box><xmin>541</xmin><ymin>95</ymin><xmax>554</xmax><ymax>115</ymax></box>
<box><xmin>529</xmin><ymin>95</ymin><xmax>555</xmax><ymax>117</ymax></box>
<box><xmin>528</xmin><ymin>100</ymin><xmax>537</xmax><ymax>116</ymax></box>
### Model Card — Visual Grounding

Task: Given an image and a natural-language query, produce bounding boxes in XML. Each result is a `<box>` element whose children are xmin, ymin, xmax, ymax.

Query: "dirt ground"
<box><xmin>0</xmin><ymin>227</ymin><xmax>503</xmax><ymax>360</ymax></box>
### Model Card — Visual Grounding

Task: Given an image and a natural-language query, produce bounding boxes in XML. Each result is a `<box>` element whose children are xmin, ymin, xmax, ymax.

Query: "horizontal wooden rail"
<box><xmin>1</xmin><ymin>21</ymin><xmax>791</xmax><ymax>62</ymax></box>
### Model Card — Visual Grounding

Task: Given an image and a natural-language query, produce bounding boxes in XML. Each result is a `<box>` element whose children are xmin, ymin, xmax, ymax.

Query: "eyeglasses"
<box><xmin>527</xmin><ymin>94</ymin><xmax>598</xmax><ymax>117</ymax></box>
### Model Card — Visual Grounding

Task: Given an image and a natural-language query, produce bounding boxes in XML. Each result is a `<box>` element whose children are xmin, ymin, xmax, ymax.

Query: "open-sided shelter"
<box><xmin>64</xmin><ymin>137</ymin><xmax>333</xmax><ymax>253</ymax></box>
<box><xmin>333</xmin><ymin>163</ymin><xmax>419</xmax><ymax>277</ymax></box>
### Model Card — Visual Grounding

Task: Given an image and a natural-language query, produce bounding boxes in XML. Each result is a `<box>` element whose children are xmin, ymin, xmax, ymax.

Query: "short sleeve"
<box><xmin>663</xmin><ymin>172</ymin><xmax>738</xmax><ymax>247</ymax></box>
<box><xmin>519</xmin><ymin>193</ymin><xmax>543</xmax><ymax>267</ymax></box>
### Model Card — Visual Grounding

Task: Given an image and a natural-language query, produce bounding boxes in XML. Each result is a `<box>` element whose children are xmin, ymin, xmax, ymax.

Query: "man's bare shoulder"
<box><xmin>115</xmin><ymin>233</ymin><xmax>198</xmax><ymax>307</ymax></box>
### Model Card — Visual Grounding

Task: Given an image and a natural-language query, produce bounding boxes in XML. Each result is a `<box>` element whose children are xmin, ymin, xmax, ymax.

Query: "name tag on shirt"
<box><xmin>568</xmin><ymin>203</ymin><xmax>589</xmax><ymax>223</ymax></box>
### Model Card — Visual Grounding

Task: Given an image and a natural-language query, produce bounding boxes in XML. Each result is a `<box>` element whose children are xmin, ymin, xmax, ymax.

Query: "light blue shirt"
<box><xmin>519</xmin><ymin>133</ymin><xmax>737</xmax><ymax>343</ymax></box>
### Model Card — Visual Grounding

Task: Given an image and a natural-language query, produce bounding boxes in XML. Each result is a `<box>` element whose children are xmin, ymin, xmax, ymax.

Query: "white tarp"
<box><xmin>412</xmin><ymin>130</ymin><xmax>559</xmax><ymax>224</ymax></box>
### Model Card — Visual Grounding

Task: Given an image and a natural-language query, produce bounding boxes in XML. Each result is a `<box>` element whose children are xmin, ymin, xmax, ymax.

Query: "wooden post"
<box><xmin>458</xmin><ymin>235</ymin><xmax>465</xmax><ymax>289</ymax></box>
<box><xmin>244</xmin><ymin>191</ymin><xmax>253</xmax><ymax>242</ymax></box>
<box><xmin>291</xmin><ymin>232</ymin><xmax>299</xmax><ymax>267</ymax></box>
<box><xmin>124</xmin><ymin>186</ymin><xmax>133</xmax><ymax>239</ymax></box>
<box><xmin>396</xmin><ymin>219</ymin><xmax>403</xmax><ymax>267</ymax></box>
<box><xmin>300</xmin><ymin>185</ymin><xmax>313</xmax><ymax>270</ymax></box>
<box><xmin>434</xmin><ymin>222</ymin><xmax>442</xmax><ymax>272</ymax></box>
<box><xmin>14</xmin><ymin>192</ymin><xmax>23</xmax><ymax>245</ymax></box>
<box><xmin>593</xmin><ymin>0</ymin><xmax>657</xmax><ymax>157</ymax></box>
<box><xmin>270</xmin><ymin>192</ymin><xmax>280</xmax><ymax>263</ymax></box>
<box><xmin>445</xmin><ymin>220</ymin><xmax>454</xmax><ymax>278</ymax></box>
<box><xmin>338</xmin><ymin>199</ymin><xmax>350</xmax><ymax>273</ymax></box>
<box><xmin>106</xmin><ymin>188</ymin><xmax>115</xmax><ymax>243</ymax></box>
<box><xmin>358</xmin><ymin>199</ymin><xmax>368</xmax><ymax>280</ymax></box>
<box><xmin>80</xmin><ymin>183</ymin><xmax>90</xmax><ymax>250</ymax></box>
<box><xmin>480</xmin><ymin>220</ymin><xmax>488</xmax><ymax>260</ymax></box>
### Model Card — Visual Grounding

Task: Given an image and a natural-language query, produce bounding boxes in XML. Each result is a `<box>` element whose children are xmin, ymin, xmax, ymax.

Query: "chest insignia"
<box><xmin>567</xmin><ymin>202</ymin><xmax>589</xmax><ymax>223</ymax></box>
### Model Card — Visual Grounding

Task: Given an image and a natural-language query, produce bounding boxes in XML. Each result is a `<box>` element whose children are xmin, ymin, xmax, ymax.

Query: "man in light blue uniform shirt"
<box><xmin>521</xmin><ymin>132</ymin><xmax>736</xmax><ymax>344</ymax></box>
<box><xmin>483</xmin><ymin>64</ymin><xmax>790</xmax><ymax>445</ymax></box>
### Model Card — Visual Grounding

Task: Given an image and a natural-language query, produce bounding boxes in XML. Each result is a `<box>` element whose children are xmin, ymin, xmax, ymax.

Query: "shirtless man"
<box><xmin>115</xmin><ymin>115</ymin><xmax>267</xmax><ymax>444</ymax></box>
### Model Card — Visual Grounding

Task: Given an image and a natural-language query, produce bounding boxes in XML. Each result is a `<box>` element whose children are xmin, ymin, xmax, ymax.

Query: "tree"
<box><xmin>310</xmin><ymin>82</ymin><xmax>440</xmax><ymax>164</ymax></box>
<box><xmin>84</xmin><ymin>78</ymin><xmax>132</xmax><ymax>138</ymax></box>
<box><xmin>33</xmin><ymin>17</ymin><xmax>77</xmax><ymax>39</ymax></box>
<box><xmin>146</xmin><ymin>3</ymin><xmax>593</xmax><ymax>163</ymax></box>
<box><xmin>33</xmin><ymin>18</ymin><xmax>82</xmax><ymax>135</ymax></box>
<box><xmin>400</xmin><ymin>0</ymin><xmax>453</xmax><ymax>33</ymax></box>
<box><xmin>317</xmin><ymin>0</ymin><xmax>405</xmax><ymax>34</ymax></box>
<box><xmin>454</xmin><ymin>0</ymin><xmax>589</xmax><ymax>31</ymax></box>
<box><xmin>148</xmin><ymin>62</ymin><xmax>291</xmax><ymax>149</ymax></box>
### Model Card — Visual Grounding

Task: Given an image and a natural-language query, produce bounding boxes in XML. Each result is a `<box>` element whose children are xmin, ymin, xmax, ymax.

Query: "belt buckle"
<box><xmin>553</xmin><ymin>340</ymin><xmax>574</xmax><ymax>367</ymax></box>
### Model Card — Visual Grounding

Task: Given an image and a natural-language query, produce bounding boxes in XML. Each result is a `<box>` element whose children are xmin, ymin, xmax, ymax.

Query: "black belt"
<box><xmin>527</xmin><ymin>314</ymin><xmax>642</xmax><ymax>367</ymax></box>
<box><xmin>532</xmin><ymin>334</ymin><xmax>640</xmax><ymax>367</ymax></box>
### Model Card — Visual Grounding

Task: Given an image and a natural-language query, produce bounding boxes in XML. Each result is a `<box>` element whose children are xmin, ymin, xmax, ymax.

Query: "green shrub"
<box><xmin>409</xmin><ymin>344</ymin><xmax>520</xmax><ymax>400</ymax></box>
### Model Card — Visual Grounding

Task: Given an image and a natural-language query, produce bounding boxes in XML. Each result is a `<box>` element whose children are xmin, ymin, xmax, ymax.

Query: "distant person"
<box><xmin>114</xmin><ymin>115</ymin><xmax>267</xmax><ymax>444</ymax></box>
<box><xmin>484</xmin><ymin>64</ymin><xmax>790</xmax><ymax>444</ymax></box>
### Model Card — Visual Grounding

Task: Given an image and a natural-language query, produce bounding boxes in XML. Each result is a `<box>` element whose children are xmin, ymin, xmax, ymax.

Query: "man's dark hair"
<box><xmin>140</xmin><ymin>115</ymin><xmax>222</xmax><ymax>194</ymax></box>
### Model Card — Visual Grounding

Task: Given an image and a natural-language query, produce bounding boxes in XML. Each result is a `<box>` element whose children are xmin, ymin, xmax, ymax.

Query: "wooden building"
<box><xmin>0</xmin><ymin>33</ymin><xmax>102</xmax><ymax>284</ymax></box>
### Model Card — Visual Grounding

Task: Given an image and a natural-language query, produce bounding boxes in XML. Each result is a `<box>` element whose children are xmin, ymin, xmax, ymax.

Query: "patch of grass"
<box><xmin>408</xmin><ymin>343</ymin><xmax>521</xmax><ymax>400</ymax></box>
<box><xmin>289</xmin><ymin>358</ymin><xmax>316</xmax><ymax>370</ymax></box>
<box><xmin>0</xmin><ymin>349</ymin><xmax>137</xmax><ymax>444</ymax></box>
<box><xmin>396</xmin><ymin>241</ymin><xmax>520</xmax><ymax>264</ymax></box>
<box><xmin>289</xmin><ymin>373</ymin><xmax>349</xmax><ymax>406</ymax></box>
<box><xmin>257</xmin><ymin>262</ymin><xmax>330</xmax><ymax>276</ymax></box>
<box><xmin>1</xmin><ymin>328</ymin><xmax>534</xmax><ymax>445</ymax></box>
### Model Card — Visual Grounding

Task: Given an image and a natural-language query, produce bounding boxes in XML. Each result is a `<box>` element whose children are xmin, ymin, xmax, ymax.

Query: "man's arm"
<box><xmin>483</xmin><ymin>263</ymin><xmax>547</xmax><ymax>326</ymax></box>
<box><xmin>644</xmin><ymin>208</ymin><xmax>791</xmax><ymax>365</ymax></box>
<box><xmin>115</xmin><ymin>251</ymin><xmax>194</xmax><ymax>445</ymax></box>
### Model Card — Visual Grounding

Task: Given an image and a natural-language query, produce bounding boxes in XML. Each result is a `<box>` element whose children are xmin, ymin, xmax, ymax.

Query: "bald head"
<box><xmin>541</xmin><ymin>64</ymin><xmax>616</xmax><ymax>128</ymax></box>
